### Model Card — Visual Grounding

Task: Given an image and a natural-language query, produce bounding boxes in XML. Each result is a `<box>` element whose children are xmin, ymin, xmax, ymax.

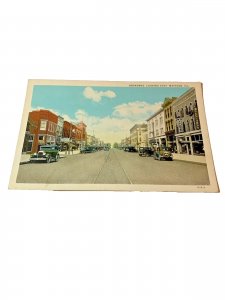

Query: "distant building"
<box><xmin>120</xmin><ymin>137</ymin><xmax>131</xmax><ymax>148</ymax></box>
<box><xmin>146</xmin><ymin>108</ymin><xmax>166</xmax><ymax>147</ymax></box>
<box><xmin>172</xmin><ymin>88</ymin><xmax>203</xmax><ymax>155</ymax></box>
<box><xmin>130</xmin><ymin>124</ymin><xmax>148</xmax><ymax>149</ymax></box>
<box><xmin>86</xmin><ymin>134</ymin><xmax>98</xmax><ymax>146</ymax></box>
<box><xmin>76</xmin><ymin>121</ymin><xmax>87</xmax><ymax>147</ymax></box>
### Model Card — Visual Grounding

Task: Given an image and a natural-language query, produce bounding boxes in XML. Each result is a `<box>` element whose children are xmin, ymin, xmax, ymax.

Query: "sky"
<box><xmin>31</xmin><ymin>85</ymin><xmax>190</xmax><ymax>144</ymax></box>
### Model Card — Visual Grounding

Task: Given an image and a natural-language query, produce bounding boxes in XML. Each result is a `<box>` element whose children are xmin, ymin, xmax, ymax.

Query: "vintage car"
<box><xmin>80</xmin><ymin>146</ymin><xmax>95</xmax><ymax>154</ymax></box>
<box><xmin>138</xmin><ymin>147</ymin><xmax>154</xmax><ymax>157</ymax></box>
<box><xmin>124</xmin><ymin>146</ymin><xmax>137</xmax><ymax>152</ymax></box>
<box><xmin>153</xmin><ymin>146</ymin><xmax>173</xmax><ymax>161</ymax></box>
<box><xmin>30</xmin><ymin>145</ymin><xmax>60</xmax><ymax>163</ymax></box>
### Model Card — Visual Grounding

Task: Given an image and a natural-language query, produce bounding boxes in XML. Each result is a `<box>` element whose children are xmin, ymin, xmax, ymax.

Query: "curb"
<box><xmin>20</xmin><ymin>161</ymin><xmax>30</xmax><ymax>165</ymax></box>
<box><xmin>173</xmin><ymin>159</ymin><xmax>206</xmax><ymax>165</ymax></box>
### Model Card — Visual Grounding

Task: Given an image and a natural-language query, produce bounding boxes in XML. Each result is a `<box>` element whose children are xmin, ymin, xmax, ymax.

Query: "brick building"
<box><xmin>62</xmin><ymin>121</ymin><xmax>87</xmax><ymax>150</ymax></box>
<box><xmin>24</xmin><ymin>109</ymin><xmax>58</xmax><ymax>153</ymax></box>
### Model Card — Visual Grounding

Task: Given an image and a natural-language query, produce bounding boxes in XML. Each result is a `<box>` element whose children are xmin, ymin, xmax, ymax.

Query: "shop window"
<box><xmin>38</xmin><ymin>135</ymin><xmax>44</xmax><ymax>141</ymax></box>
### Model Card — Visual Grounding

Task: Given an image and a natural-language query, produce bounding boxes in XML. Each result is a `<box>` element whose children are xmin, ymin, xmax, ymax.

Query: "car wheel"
<box><xmin>55</xmin><ymin>154</ymin><xmax>59</xmax><ymax>162</ymax></box>
<box><xmin>46</xmin><ymin>156</ymin><xmax>51</xmax><ymax>163</ymax></box>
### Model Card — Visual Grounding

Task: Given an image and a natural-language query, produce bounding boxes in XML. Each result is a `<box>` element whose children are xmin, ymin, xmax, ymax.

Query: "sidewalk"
<box><xmin>20</xmin><ymin>150</ymin><xmax>81</xmax><ymax>164</ymax></box>
<box><xmin>20</xmin><ymin>154</ymin><xmax>31</xmax><ymax>164</ymax></box>
<box><xmin>58</xmin><ymin>150</ymin><xmax>80</xmax><ymax>157</ymax></box>
<box><xmin>173</xmin><ymin>153</ymin><xmax>206</xmax><ymax>164</ymax></box>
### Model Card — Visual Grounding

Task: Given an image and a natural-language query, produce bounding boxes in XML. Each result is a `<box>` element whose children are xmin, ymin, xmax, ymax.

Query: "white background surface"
<box><xmin>0</xmin><ymin>0</ymin><xmax>224</xmax><ymax>299</ymax></box>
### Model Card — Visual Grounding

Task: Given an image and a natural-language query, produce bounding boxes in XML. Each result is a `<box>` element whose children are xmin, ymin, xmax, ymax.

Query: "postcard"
<box><xmin>9</xmin><ymin>80</ymin><xmax>219</xmax><ymax>192</ymax></box>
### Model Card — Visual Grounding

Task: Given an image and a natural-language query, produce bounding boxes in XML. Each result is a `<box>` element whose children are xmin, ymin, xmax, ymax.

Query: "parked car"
<box><xmin>80</xmin><ymin>146</ymin><xmax>95</xmax><ymax>154</ymax></box>
<box><xmin>138</xmin><ymin>147</ymin><xmax>154</xmax><ymax>157</ymax></box>
<box><xmin>30</xmin><ymin>145</ymin><xmax>60</xmax><ymax>163</ymax></box>
<box><xmin>153</xmin><ymin>146</ymin><xmax>173</xmax><ymax>161</ymax></box>
<box><xmin>124</xmin><ymin>146</ymin><xmax>137</xmax><ymax>152</ymax></box>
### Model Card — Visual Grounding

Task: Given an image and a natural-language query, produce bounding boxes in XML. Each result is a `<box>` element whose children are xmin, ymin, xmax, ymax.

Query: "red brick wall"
<box><xmin>63</xmin><ymin>121</ymin><xmax>87</xmax><ymax>141</ymax></box>
<box><xmin>29</xmin><ymin>110</ymin><xmax>58</xmax><ymax>153</ymax></box>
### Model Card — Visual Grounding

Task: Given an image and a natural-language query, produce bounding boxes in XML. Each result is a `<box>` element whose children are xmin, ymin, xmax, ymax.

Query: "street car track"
<box><xmin>92</xmin><ymin>149</ymin><xmax>132</xmax><ymax>184</ymax></box>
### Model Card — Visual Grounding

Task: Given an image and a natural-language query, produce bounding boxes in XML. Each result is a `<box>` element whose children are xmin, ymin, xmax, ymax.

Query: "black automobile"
<box><xmin>124</xmin><ymin>146</ymin><xmax>137</xmax><ymax>152</ymax></box>
<box><xmin>153</xmin><ymin>146</ymin><xmax>173</xmax><ymax>161</ymax></box>
<box><xmin>80</xmin><ymin>146</ymin><xmax>95</xmax><ymax>154</ymax></box>
<box><xmin>138</xmin><ymin>147</ymin><xmax>154</xmax><ymax>157</ymax></box>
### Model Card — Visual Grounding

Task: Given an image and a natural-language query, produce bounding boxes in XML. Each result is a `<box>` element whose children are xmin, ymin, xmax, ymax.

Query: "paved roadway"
<box><xmin>17</xmin><ymin>149</ymin><xmax>210</xmax><ymax>185</ymax></box>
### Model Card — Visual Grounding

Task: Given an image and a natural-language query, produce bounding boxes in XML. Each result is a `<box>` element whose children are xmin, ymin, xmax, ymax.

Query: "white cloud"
<box><xmin>83</xmin><ymin>87</ymin><xmax>116</xmax><ymax>102</ymax></box>
<box><xmin>30</xmin><ymin>106</ymin><xmax>60</xmax><ymax>116</ymax></box>
<box><xmin>70</xmin><ymin>109</ymin><xmax>135</xmax><ymax>144</ymax></box>
<box><xmin>113</xmin><ymin>101</ymin><xmax>162</xmax><ymax>121</ymax></box>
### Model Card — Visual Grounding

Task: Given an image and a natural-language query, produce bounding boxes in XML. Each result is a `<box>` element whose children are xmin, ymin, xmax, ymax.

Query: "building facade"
<box><xmin>162</xmin><ymin>97</ymin><xmax>177</xmax><ymax>150</ymax></box>
<box><xmin>130</xmin><ymin>124</ymin><xmax>148</xmax><ymax>149</ymax></box>
<box><xmin>146</xmin><ymin>108</ymin><xmax>166</xmax><ymax>147</ymax></box>
<box><xmin>76</xmin><ymin>121</ymin><xmax>87</xmax><ymax>148</ymax></box>
<box><xmin>25</xmin><ymin>109</ymin><xmax>58</xmax><ymax>153</ymax></box>
<box><xmin>62</xmin><ymin>121</ymin><xmax>87</xmax><ymax>150</ymax></box>
<box><xmin>120</xmin><ymin>137</ymin><xmax>131</xmax><ymax>148</ymax></box>
<box><xmin>172</xmin><ymin>87</ymin><xmax>204</xmax><ymax>155</ymax></box>
<box><xmin>55</xmin><ymin>116</ymin><xmax>64</xmax><ymax>146</ymax></box>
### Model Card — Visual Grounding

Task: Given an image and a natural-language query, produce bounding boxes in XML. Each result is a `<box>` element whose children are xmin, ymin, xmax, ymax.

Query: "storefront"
<box><xmin>176</xmin><ymin>131</ymin><xmax>205</xmax><ymax>155</ymax></box>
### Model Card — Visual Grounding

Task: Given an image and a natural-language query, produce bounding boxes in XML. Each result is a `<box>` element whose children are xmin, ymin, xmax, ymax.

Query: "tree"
<box><xmin>113</xmin><ymin>142</ymin><xmax>119</xmax><ymax>148</ymax></box>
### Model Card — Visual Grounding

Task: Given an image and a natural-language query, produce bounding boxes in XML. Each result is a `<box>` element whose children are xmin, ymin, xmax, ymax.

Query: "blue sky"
<box><xmin>32</xmin><ymin>85</ymin><xmax>189</xmax><ymax>119</ymax></box>
<box><xmin>31</xmin><ymin>85</ymin><xmax>190</xmax><ymax>143</ymax></box>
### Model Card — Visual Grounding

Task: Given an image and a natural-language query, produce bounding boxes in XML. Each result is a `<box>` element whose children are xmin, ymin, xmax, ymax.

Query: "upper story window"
<box><xmin>48</xmin><ymin>122</ymin><xmax>56</xmax><ymax>133</ymax></box>
<box><xmin>181</xmin><ymin>108</ymin><xmax>184</xmax><ymax>118</ymax></box>
<box><xmin>40</xmin><ymin>120</ymin><xmax>47</xmax><ymax>131</ymax></box>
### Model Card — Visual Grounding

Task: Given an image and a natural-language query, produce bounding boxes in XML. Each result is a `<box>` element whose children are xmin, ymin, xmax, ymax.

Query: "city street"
<box><xmin>16</xmin><ymin>149</ymin><xmax>210</xmax><ymax>185</ymax></box>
